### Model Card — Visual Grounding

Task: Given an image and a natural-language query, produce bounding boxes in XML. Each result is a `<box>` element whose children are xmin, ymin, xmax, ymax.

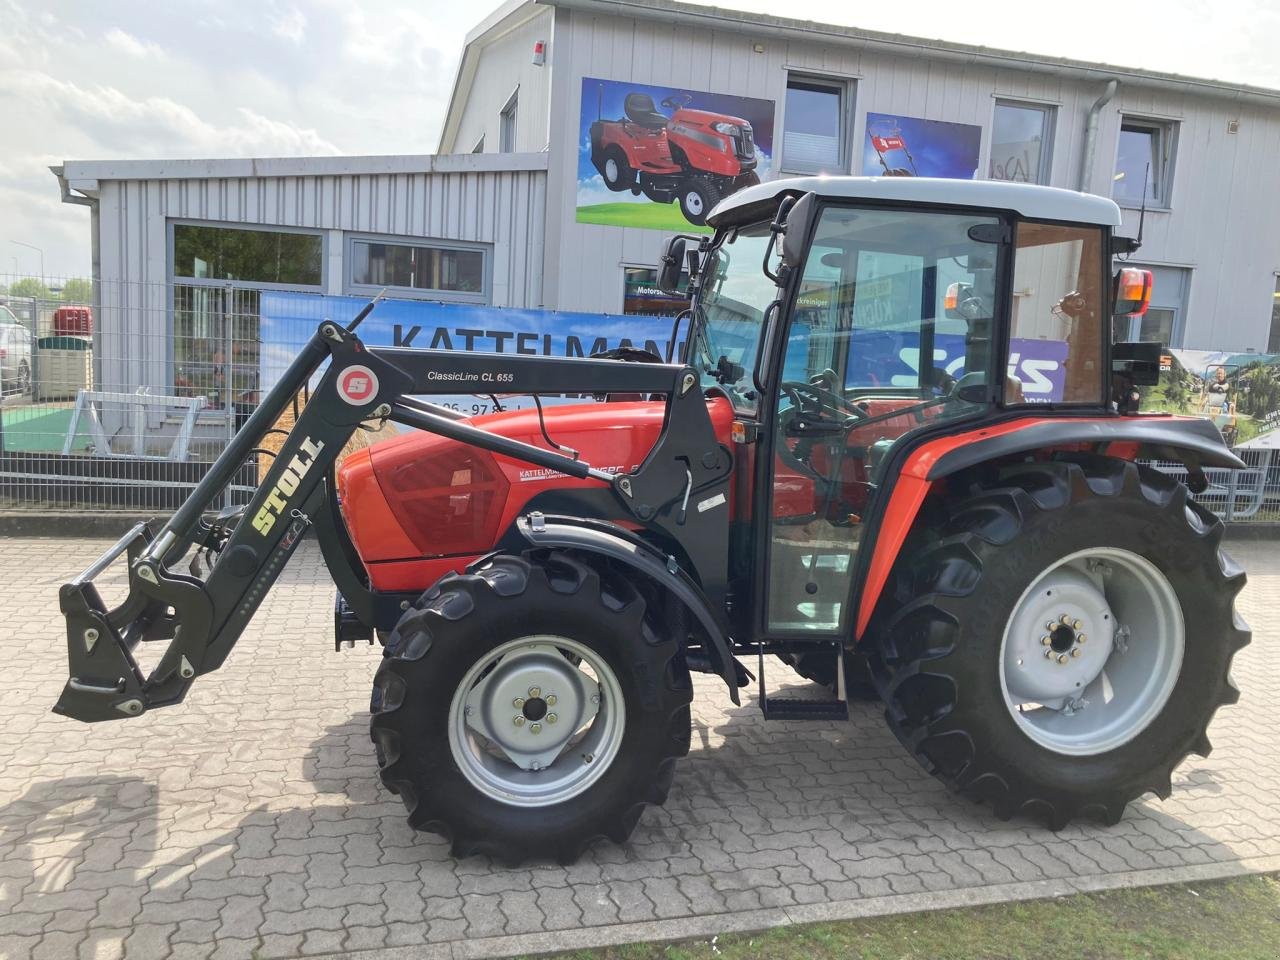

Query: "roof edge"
<box><xmin>56</xmin><ymin>152</ymin><xmax>550</xmax><ymax>184</ymax></box>
<box><xmin>546</xmin><ymin>0</ymin><xmax>1280</xmax><ymax>105</ymax></box>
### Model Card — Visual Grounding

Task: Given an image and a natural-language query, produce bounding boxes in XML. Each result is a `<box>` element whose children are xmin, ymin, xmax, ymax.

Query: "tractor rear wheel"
<box><xmin>370</xmin><ymin>550</ymin><xmax>692</xmax><ymax>863</ymax></box>
<box><xmin>872</xmin><ymin>454</ymin><xmax>1249</xmax><ymax>828</ymax></box>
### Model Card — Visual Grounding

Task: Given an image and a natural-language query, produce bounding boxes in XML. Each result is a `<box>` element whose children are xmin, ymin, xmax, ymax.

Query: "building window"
<box><xmin>347</xmin><ymin>236</ymin><xmax>488</xmax><ymax>301</ymax></box>
<box><xmin>472</xmin><ymin>136</ymin><xmax>485</xmax><ymax>154</ymax></box>
<box><xmin>1270</xmin><ymin>277</ymin><xmax>1280</xmax><ymax>354</ymax></box>
<box><xmin>169</xmin><ymin>222</ymin><xmax>323</xmax><ymax>409</ymax></box>
<box><xmin>1114</xmin><ymin>117</ymin><xmax>1177</xmax><ymax>207</ymax></box>
<box><xmin>622</xmin><ymin>266</ymin><xmax>690</xmax><ymax>317</ymax></box>
<box><xmin>990</xmin><ymin>100</ymin><xmax>1054</xmax><ymax>184</ymax></box>
<box><xmin>172</xmin><ymin>223</ymin><xmax>323</xmax><ymax>286</ymax></box>
<box><xmin>499</xmin><ymin>89</ymin><xmax>518</xmax><ymax>152</ymax></box>
<box><xmin>782</xmin><ymin>75</ymin><xmax>846</xmax><ymax>174</ymax></box>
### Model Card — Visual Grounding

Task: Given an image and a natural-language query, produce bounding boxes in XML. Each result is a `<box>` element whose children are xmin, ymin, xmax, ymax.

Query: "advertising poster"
<box><xmin>862</xmin><ymin>113</ymin><xmax>982</xmax><ymax>179</ymax></box>
<box><xmin>576</xmin><ymin>77</ymin><xmax>775</xmax><ymax>232</ymax></box>
<box><xmin>1142</xmin><ymin>349</ymin><xmax>1280</xmax><ymax>448</ymax></box>
<box><xmin>259</xmin><ymin>293</ymin><xmax>676</xmax><ymax>418</ymax></box>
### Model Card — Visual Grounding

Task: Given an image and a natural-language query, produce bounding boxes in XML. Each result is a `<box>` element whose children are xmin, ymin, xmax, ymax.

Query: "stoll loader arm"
<box><xmin>54</xmin><ymin>304</ymin><xmax>735</xmax><ymax>723</ymax></box>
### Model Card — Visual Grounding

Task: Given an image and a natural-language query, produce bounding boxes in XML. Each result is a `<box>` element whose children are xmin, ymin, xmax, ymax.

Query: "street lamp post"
<box><xmin>11</xmin><ymin>240</ymin><xmax>44</xmax><ymax>281</ymax></box>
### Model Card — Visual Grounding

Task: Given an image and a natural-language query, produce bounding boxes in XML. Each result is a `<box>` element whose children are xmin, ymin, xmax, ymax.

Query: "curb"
<box><xmin>303</xmin><ymin>854</ymin><xmax>1280</xmax><ymax>960</ymax></box>
<box><xmin>0</xmin><ymin>511</ymin><xmax>154</xmax><ymax>538</ymax></box>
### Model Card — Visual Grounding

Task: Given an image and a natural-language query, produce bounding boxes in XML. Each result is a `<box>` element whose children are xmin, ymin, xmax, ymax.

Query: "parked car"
<box><xmin>0</xmin><ymin>306</ymin><xmax>33</xmax><ymax>396</ymax></box>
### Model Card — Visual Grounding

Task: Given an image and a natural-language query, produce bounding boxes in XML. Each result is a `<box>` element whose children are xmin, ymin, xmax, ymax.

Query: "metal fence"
<box><xmin>1</xmin><ymin>274</ymin><xmax>1276</xmax><ymax>523</ymax></box>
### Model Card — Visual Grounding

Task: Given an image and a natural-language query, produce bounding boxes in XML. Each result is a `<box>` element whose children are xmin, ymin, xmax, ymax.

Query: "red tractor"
<box><xmin>590</xmin><ymin>91</ymin><xmax>760</xmax><ymax>225</ymax></box>
<box><xmin>55</xmin><ymin>178</ymin><xmax>1249</xmax><ymax>865</ymax></box>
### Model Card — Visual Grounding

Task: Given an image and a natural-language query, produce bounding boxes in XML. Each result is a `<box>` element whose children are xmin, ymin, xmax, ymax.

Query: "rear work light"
<box><xmin>1114</xmin><ymin>267</ymin><xmax>1154</xmax><ymax>317</ymax></box>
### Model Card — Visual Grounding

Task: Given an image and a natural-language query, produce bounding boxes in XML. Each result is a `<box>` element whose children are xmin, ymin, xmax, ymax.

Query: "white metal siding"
<box><xmin>93</xmin><ymin>165</ymin><xmax>547</xmax><ymax>394</ymax></box>
<box><xmin>541</xmin><ymin>6</ymin><xmax>1280</xmax><ymax>351</ymax></box>
<box><xmin>451</xmin><ymin>8</ymin><xmax>555</xmax><ymax>154</ymax></box>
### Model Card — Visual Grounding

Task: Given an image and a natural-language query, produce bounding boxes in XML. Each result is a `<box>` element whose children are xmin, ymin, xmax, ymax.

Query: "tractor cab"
<box><xmin>662</xmin><ymin>177</ymin><xmax>1137</xmax><ymax>646</ymax></box>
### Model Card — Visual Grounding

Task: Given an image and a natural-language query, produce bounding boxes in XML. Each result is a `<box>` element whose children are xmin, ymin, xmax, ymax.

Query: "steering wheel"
<box><xmin>780</xmin><ymin>376</ymin><xmax>868</xmax><ymax>421</ymax></box>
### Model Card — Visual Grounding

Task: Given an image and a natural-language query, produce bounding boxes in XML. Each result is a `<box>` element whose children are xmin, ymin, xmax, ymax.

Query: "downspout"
<box><xmin>1078</xmin><ymin>79</ymin><xmax>1118</xmax><ymax>193</ymax></box>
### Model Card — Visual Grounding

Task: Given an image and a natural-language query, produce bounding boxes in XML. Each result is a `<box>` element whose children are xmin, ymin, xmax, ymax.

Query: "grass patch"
<box><xmin>523</xmin><ymin>874</ymin><xmax>1280</xmax><ymax>960</ymax></box>
<box><xmin>576</xmin><ymin>202</ymin><xmax>713</xmax><ymax>234</ymax></box>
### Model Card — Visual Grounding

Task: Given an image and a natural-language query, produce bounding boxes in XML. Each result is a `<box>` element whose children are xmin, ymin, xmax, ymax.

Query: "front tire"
<box><xmin>678</xmin><ymin>178</ymin><xmax>721</xmax><ymax>226</ymax></box>
<box><xmin>370</xmin><ymin>550</ymin><xmax>692</xmax><ymax>863</ymax></box>
<box><xmin>599</xmin><ymin>145</ymin><xmax>635</xmax><ymax>192</ymax></box>
<box><xmin>872</xmin><ymin>454</ymin><xmax>1249</xmax><ymax>828</ymax></box>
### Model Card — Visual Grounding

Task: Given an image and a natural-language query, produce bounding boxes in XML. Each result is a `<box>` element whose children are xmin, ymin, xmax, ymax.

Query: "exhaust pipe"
<box><xmin>1079</xmin><ymin>79</ymin><xmax>1118</xmax><ymax>193</ymax></box>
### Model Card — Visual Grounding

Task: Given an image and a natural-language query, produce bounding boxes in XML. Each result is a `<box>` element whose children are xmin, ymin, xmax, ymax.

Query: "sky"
<box><xmin>2</xmin><ymin>0</ymin><xmax>1279</xmax><ymax>279</ymax></box>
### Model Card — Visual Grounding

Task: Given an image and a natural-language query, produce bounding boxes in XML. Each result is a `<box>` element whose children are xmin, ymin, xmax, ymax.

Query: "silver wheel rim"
<box><xmin>447</xmin><ymin>635</ymin><xmax>625</xmax><ymax>807</ymax></box>
<box><xmin>685</xmin><ymin>190</ymin><xmax>704</xmax><ymax>216</ymax></box>
<box><xmin>605</xmin><ymin>158</ymin><xmax>619</xmax><ymax>183</ymax></box>
<box><xmin>999</xmin><ymin>547</ymin><xmax>1184</xmax><ymax>757</ymax></box>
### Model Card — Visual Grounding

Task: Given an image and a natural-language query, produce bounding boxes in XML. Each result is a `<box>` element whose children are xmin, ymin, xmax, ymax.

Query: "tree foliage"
<box><xmin>7</xmin><ymin>277</ymin><xmax>50</xmax><ymax>299</ymax></box>
<box><xmin>61</xmin><ymin>278</ymin><xmax>93</xmax><ymax>303</ymax></box>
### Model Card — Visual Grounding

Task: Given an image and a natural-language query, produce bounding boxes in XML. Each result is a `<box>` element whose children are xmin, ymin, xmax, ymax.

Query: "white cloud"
<box><xmin>270</xmin><ymin>6</ymin><xmax>307</xmax><ymax>45</ymax></box>
<box><xmin>103</xmin><ymin>28</ymin><xmax>163</xmax><ymax>59</ymax></box>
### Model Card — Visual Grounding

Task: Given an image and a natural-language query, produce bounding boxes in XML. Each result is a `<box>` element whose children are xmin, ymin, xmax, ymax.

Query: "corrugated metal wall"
<box><xmin>92</xmin><ymin>163</ymin><xmax>548</xmax><ymax>395</ymax></box>
<box><xmin>541</xmin><ymin>5</ymin><xmax>1280</xmax><ymax>352</ymax></box>
<box><xmin>450</xmin><ymin>7</ymin><xmax>555</xmax><ymax>154</ymax></box>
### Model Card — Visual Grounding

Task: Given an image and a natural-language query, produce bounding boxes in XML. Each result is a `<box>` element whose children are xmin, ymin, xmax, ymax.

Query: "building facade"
<box><xmin>57</xmin><ymin>0</ymin><xmax>1280</xmax><ymax>367</ymax></box>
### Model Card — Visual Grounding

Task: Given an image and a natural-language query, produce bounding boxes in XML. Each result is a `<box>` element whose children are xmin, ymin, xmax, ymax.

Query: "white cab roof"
<box><xmin>708</xmin><ymin>177</ymin><xmax>1123</xmax><ymax>228</ymax></box>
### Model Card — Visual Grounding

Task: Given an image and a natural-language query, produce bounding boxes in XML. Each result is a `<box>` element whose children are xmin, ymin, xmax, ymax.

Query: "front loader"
<box><xmin>54</xmin><ymin>177</ymin><xmax>1250</xmax><ymax>863</ymax></box>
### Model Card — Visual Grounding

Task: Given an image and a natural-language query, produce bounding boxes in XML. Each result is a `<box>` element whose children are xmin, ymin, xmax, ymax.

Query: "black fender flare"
<box><xmin>924</xmin><ymin>415</ymin><xmax>1245</xmax><ymax>481</ymax></box>
<box><xmin>510</xmin><ymin>512</ymin><xmax>740</xmax><ymax>704</ymax></box>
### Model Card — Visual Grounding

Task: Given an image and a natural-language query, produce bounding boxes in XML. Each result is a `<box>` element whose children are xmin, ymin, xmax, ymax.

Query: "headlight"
<box><xmin>712</xmin><ymin>122</ymin><xmax>741</xmax><ymax>137</ymax></box>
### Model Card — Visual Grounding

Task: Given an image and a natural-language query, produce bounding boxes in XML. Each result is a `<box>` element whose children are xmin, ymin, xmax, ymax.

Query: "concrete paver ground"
<box><xmin>1</xmin><ymin>536</ymin><xmax>1277</xmax><ymax>960</ymax></box>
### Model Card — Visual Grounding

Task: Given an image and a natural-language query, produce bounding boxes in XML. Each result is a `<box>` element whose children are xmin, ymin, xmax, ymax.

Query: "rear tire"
<box><xmin>871</xmin><ymin>454</ymin><xmax>1249</xmax><ymax>828</ymax></box>
<box><xmin>599</xmin><ymin>145</ymin><xmax>635</xmax><ymax>192</ymax></box>
<box><xmin>371</xmin><ymin>550</ymin><xmax>692</xmax><ymax>863</ymax></box>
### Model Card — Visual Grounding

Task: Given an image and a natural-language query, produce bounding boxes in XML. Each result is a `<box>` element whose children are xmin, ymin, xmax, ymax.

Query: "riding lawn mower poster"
<box><xmin>577</xmin><ymin>77</ymin><xmax>775</xmax><ymax>231</ymax></box>
<box><xmin>862</xmin><ymin>113</ymin><xmax>982</xmax><ymax>179</ymax></box>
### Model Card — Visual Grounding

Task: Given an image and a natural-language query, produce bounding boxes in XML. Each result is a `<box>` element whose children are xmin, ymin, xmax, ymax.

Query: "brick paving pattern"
<box><xmin>0</xmin><ymin>536</ymin><xmax>1276</xmax><ymax>960</ymax></box>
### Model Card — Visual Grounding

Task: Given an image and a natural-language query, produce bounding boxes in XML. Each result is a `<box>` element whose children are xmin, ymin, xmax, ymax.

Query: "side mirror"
<box><xmin>1114</xmin><ymin>267</ymin><xmax>1153</xmax><ymax>317</ymax></box>
<box><xmin>779</xmin><ymin>192</ymin><xmax>817</xmax><ymax>268</ymax></box>
<box><xmin>657</xmin><ymin>236</ymin><xmax>686</xmax><ymax>295</ymax></box>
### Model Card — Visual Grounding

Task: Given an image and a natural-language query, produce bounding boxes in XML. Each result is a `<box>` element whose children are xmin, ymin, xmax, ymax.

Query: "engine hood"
<box><xmin>337</xmin><ymin>397</ymin><xmax>735</xmax><ymax>571</ymax></box>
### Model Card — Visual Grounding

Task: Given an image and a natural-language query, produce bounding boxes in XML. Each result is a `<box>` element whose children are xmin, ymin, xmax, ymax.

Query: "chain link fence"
<box><xmin>1</xmin><ymin>273</ymin><xmax>1276</xmax><ymax>523</ymax></box>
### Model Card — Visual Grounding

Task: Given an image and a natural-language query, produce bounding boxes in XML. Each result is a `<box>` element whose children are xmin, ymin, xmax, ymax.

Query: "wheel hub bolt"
<box><xmin>1057</xmin><ymin>653</ymin><xmax>1069</xmax><ymax>665</ymax></box>
<box><xmin>1071</xmin><ymin>648</ymin><xmax>1082</xmax><ymax>658</ymax></box>
<box><xmin>530</xmin><ymin>722</ymin><xmax>542</xmax><ymax>734</ymax></box>
<box><xmin>1060</xmin><ymin>614</ymin><xmax>1071</xmax><ymax>625</ymax></box>
<box><xmin>529</xmin><ymin>686</ymin><xmax>542</xmax><ymax>699</ymax></box>
<box><xmin>1073</xmin><ymin>619</ymin><xmax>1083</xmax><ymax>630</ymax></box>
<box><xmin>546</xmin><ymin>694</ymin><xmax>557</xmax><ymax>706</ymax></box>
<box><xmin>513</xmin><ymin>697</ymin><xmax>525</xmax><ymax>709</ymax></box>
<box><xmin>1078</xmin><ymin>634</ymin><xmax>1087</xmax><ymax>643</ymax></box>
<box><xmin>591</xmin><ymin>694</ymin><xmax>601</xmax><ymax>704</ymax></box>
<box><xmin>1040</xmin><ymin>635</ymin><xmax>1052</xmax><ymax>646</ymax></box>
<box><xmin>513</xmin><ymin>715</ymin><xmax>526</xmax><ymax>727</ymax></box>
<box><xmin>547</xmin><ymin>713</ymin><xmax>557</xmax><ymax>724</ymax></box>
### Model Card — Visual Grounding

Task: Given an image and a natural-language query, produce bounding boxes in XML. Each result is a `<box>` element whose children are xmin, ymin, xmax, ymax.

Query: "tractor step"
<box><xmin>762</xmin><ymin>697</ymin><xmax>849</xmax><ymax>721</ymax></box>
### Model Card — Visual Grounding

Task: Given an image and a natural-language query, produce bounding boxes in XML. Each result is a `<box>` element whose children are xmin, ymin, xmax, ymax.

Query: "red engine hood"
<box><xmin>338</xmin><ymin>398</ymin><xmax>736</xmax><ymax>573</ymax></box>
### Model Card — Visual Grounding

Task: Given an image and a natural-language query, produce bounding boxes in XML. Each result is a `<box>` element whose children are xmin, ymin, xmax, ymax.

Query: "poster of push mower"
<box><xmin>577</xmin><ymin>77</ymin><xmax>774</xmax><ymax>231</ymax></box>
<box><xmin>862</xmin><ymin>113</ymin><xmax>982</xmax><ymax>179</ymax></box>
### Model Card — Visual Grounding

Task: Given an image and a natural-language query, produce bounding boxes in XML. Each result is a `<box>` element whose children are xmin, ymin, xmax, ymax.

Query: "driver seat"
<box><xmin>624</xmin><ymin>93</ymin><xmax>669</xmax><ymax>129</ymax></box>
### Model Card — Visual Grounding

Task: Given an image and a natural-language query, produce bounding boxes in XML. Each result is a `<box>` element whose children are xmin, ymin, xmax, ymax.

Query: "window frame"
<box><xmin>620</xmin><ymin>263</ymin><xmax>691</xmax><ymax>317</ymax></box>
<box><xmin>1113</xmin><ymin>116</ymin><xmax>1179</xmax><ymax>210</ymax></box>
<box><xmin>499</xmin><ymin>87</ymin><xmax>519</xmax><ymax>152</ymax></box>
<box><xmin>989</xmin><ymin>98</ymin><xmax>1057</xmax><ymax>186</ymax></box>
<box><xmin>780</xmin><ymin>73</ymin><xmax>854</xmax><ymax>175</ymax></box>
<box><xmin>167</xmin><ymin>219</ymin><xmax>327</xmax><ymax>291</ymax></box>
<box><xmin>343</xmin><ymin>232</ymin><xmax>492</xmax><ymax>304</ymax></box>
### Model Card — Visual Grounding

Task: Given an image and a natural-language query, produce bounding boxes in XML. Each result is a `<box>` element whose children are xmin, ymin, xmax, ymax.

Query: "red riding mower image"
<box><xmin>868</xmin><ymin>116</ymin><xmax>919</xmax><ymax>177</ymax></box>
<box><xmin>590</xmin><ymin>91</ymin><xmax>760</xmax><ymax>226</ymax></box>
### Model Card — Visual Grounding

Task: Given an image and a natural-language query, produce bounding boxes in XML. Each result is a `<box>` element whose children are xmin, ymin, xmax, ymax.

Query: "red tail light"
<box><xmin>375</xmin><ymin>443</ymin><xmax>510</xmax><ymax>557</ymax></box>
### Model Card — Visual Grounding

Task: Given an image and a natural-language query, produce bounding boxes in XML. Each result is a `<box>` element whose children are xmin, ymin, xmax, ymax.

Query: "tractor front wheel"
<box><xmin>370</xmin><ymin>550</ymin><xmax>692</xmax><ymax>863</ymax></box>
<box><xmin>872</xmin><ymin>454</ymin><xmax>1249</xmax><ymax>828</ymax></box>
<box><xmin>600</xmin><ymin>146</ymin><xmax>635</xmax><ymax>192</ymax></box>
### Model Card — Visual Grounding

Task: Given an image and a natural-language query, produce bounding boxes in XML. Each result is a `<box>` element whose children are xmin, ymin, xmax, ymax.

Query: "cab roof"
<box><xmin>707</xmin><ymin>177</ymin><xmax>1123</xmax><ymax>229</ymax></box>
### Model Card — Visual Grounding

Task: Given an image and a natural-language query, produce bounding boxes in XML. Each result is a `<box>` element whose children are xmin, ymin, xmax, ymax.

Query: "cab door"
<box><xmin>757</xmin><ymin>202</ymin><xmax>1005</xmax><ymax>639</ymax></box>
